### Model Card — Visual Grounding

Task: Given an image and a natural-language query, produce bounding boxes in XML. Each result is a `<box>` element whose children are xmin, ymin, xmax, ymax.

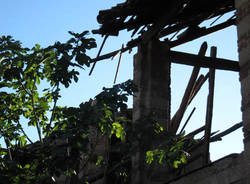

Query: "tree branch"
<box><xmin>48</xmin><ymin>84</ymin><xmax>59</xmax><ymax>130</ymax></box>
<box><xmin>31</xmin><ymin>81</ymin><xmax>43</xmax><ymax>143</ymax></box>
<box><xmin>18</xmin><ymin>80</ymin><xmax>32</xmax><ymax>97</ymax></box>
<box><xmin>4</xmin><ymin>137</ymin><xmax>12</xmax><ymax>160</ymax></box>
<box><xmin>17</xmin><ymin>120</ymin><xmax>33</xmax><ymax>144</ymax></box>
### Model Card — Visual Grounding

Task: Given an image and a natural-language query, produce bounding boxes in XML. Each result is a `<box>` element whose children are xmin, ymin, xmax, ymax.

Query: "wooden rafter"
<box><xmin>90</xmin><ymin>47</ymin><xmax>239</xmax><ymax>72</ymax></box>
<box><xmin>169</xmin><ymin>50</ymin><xmax>239</xmax><ymax>72</ymax></box>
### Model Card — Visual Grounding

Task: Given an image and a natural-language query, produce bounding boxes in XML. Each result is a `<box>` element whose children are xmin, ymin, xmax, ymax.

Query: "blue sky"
<box><xmin>0</xmin><ymin>0</ymin><xmax>243</xmax><ymax>161</ymax></box>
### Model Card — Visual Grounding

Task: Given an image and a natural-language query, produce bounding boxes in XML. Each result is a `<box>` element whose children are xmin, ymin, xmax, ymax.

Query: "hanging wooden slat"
<box><xmin>113</xmin><ymin>44</ymin><xmax>124</xmax><ymax>84</ymax></box>
<box><xmin>89</xmin><ymin>34</ymin><xmax>109</xmax><ymax>76</ymax></box>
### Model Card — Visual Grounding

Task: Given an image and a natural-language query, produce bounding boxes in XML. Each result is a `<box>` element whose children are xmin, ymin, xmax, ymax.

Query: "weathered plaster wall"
<box><xmin>235</xmin><ymin>0</ymin><xmax>250</xmax><ymax>183</ymax></box>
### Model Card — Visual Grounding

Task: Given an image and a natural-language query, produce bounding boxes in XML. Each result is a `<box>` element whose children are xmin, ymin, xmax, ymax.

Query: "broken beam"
<box><xmin>210</xmin><ymin>122</ymin><xmax>243</xmax><ymax>142</ymax></box>
<box><xmin>90</xmin><ymin>46</ymin><xmax>132</xmax><ymax>63</ymax></box>
<box><xmin>159</xmin><ymin>8</ymin><xmax>235</xmax><ymax>38</ymax></box>
<box><xmin>168</xmin><ymin>18</ymin><xmax>236</xmax><ymax>48</ymax></box>
<box><xmin>169</xmin><ymin>50</ymin><xmax>239</xmax><ymax>72</ymax></box>
<box><xmin>189</xmin><ymin>122</ymin><xmax>243</xmax><ymax>152</ymax></box>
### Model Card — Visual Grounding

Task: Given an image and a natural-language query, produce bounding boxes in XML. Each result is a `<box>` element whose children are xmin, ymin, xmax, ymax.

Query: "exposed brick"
<box><xmin>239</xmin><ymin>61</ymin><xmax>250</xmax><ymax>81</ymax></box>
<box><xmin>237</xmin><ymin>28</ymin><xmax>250</xmax><ymax>52</ymax></box>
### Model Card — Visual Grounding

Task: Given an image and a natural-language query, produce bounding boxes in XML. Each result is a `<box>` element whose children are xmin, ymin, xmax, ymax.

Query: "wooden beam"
<box><xmin>90</xmin><ymin>45</ymin><xmax>239</xmax><ymax>72</ymax></box>
<box><xmin>90</xmin><ymin>43</ymin><xmax>239</xmax><ymax>72</ymax></box>
<box><xmin>169</xmin><ymin>50</ymin><xmax>239</xmax><ymax>72</ymax></box>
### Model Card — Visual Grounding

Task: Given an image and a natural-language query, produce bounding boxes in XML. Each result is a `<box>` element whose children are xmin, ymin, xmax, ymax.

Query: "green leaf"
<box><xmin>146</xmin><ymin>151</ymin><xmax>154</xmax><ymax>164</ymax></box>
<box><xmin>24</xmin><ymin>164</ymin><xmax>30</xmax><ymax>169</ymax></box>
<box><xmin>96</xmin><ymin>156</ymin><xmax>103</xmax><ymax>166</ymax></box>
<box><xmin>36</xmin><ymin>76</ymin><xmax>40</xmax><ymax>85</ymax></box>
<box><xmin>173</xmin><ymin>160</ymin><xmax>181</xmax><ymax>168</ymax></box>
<box><xmin>112</xmin><ymin>122</ymin><xmax>125</xmax><ymax>141</ymax></box>
<box><xmin>76</xmin><ymin>54</ymin><xmax>90</xmax><ymax>66</ymax></box>
<box><xmin>73</xmin><ymin>75</ymin><xmax>78</xmax><ymax>83</ymax></box>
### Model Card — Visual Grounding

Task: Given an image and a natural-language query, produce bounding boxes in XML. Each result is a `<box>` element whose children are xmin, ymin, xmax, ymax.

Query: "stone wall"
<box><xmin>132</xmin><ymin>39</ymin><xmax>171</xmax><ymax>184</ymax></box>
<box><xmin>168</xmin><ymin>154</ymin><xmax>244</xmax><ymax>184</ymax></box>
<box><xmin>133</xmin><ymin>39</ymin><xmax>171</xmax><ymax>128</ymax></box>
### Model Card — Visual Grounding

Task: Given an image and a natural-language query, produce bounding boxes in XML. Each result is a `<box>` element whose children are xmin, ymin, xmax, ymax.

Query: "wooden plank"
<box><xmin>203</xmin><ymin>46</ymin><xmax>216</xmax><ymax>165</ymax></box>
<box><xmin>169</xmin><ymin>50</ymin><xmax>239</xmax><ymax>72</ymax></box>
<box><xmin>170</xmin><ymin>42</ymin><xmax>207</xmax><ymax>133</ymax></box>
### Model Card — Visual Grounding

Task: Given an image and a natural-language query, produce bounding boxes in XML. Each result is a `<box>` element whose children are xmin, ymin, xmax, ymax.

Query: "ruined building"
<box><xmin>89</xmin><ymin>0</ymin><xmax>250</xmax><ymax>183</ymax></box>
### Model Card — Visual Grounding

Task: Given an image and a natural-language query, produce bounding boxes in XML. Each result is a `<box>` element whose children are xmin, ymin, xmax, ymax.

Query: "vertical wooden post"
<box><xmin>204</xmin><ymin>46</ymin><xmax>217</xmax><ymax>165</ymax></box>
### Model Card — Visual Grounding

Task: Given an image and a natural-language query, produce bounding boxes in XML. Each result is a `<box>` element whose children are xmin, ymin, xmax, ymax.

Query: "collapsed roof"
<box><xmin>89</xmin><ymin>0</ymin><xmax>238</xmax><ymax>75</ymax></box>
<box><xmin>93</xmin><ymin>0</ymin><xmax>235</xmax><ymax>46</ymax></box>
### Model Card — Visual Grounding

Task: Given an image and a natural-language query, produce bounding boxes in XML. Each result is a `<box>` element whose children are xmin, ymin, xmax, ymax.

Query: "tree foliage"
<box><xmin>0</xmin><ymin>31</ymin><xmax>188</xmax><ymax>184</ymax></box>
